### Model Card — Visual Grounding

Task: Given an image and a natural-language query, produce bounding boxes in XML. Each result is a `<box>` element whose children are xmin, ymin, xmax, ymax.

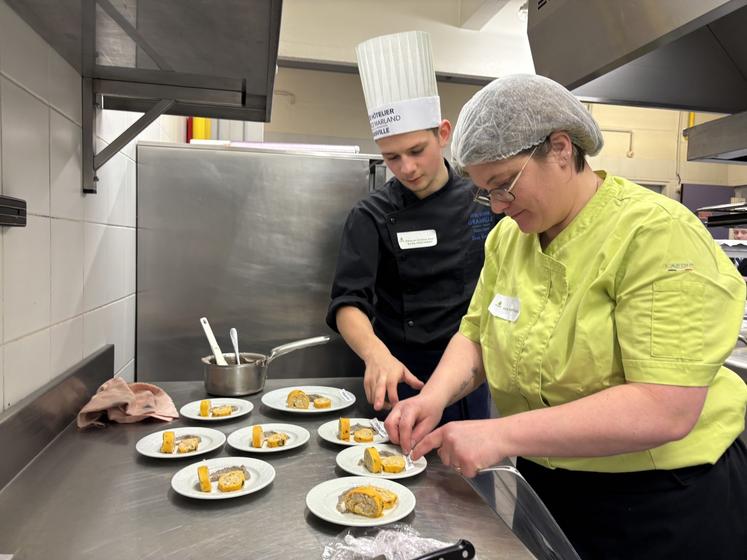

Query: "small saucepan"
<box><xmin>202</xmin><ymin>335</ymin><xmax>330</xmax><ymax>396</ymax></box>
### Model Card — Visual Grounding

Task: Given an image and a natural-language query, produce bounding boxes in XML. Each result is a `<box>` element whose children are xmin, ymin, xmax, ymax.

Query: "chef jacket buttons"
<box><xmin>389</xmin><ymin>217</ymin><xmax>396</xmax><ymax>224</ymax></box>
<box><xmin>407</xmin><ymin>320</ymin><xmax>415</xmax><ymax>327</ymax></box>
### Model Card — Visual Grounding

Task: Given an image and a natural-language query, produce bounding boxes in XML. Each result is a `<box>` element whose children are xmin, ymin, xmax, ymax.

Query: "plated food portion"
<box><xmin>226</xmin><ymin>423</ymin><xmax>310</xmax><ymax>453</ymax></box>
<box><xmin>306</xmin><ymin>476</ymin><xmax>415</xmax><ymax>527</ymax></box>
<box><xmin>318</xmin><ymin>418</ymin><xmax>389</xmax><ymax>446</ymax></box>
<box><xmin>136</xmin><ymin>427</ymin><xmax>226</xmax><ymax>459</ymax></box>
<box><xmin>171</xmin><ymin>457</ymin><xmax>276</xmax><ymax>500</ymax></box>
<box><xmin>261</xmin><ymin>386</ymin><xmax>356</xmax><ymax>414</ymax></box>
<box><xmin>336</xmin><ymin>444</ymin><xmax>427</xmax><ymax>479</ymax></box>
<box><xmin>180</xmin><ymin>398</ymin><xmax>254</xmax><ymax>421</ymax></box>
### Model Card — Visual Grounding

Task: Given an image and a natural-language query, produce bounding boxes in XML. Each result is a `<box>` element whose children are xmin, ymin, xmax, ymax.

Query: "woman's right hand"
<box><xmin>363</xmin><ymin>347</ymin><xmax>424</xmax><ymax>411</ymax></box>
<box><xmin>384</xmin><ymin>392</ymin><xmax>443</xmax><ymax>454</ymax></box>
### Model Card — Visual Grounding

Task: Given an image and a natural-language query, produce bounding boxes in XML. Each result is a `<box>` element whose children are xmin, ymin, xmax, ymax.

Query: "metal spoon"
<box><xmin>229</xmin><ymin>328</ymin><xmax>240</xmax><ymax>365</ymax></box>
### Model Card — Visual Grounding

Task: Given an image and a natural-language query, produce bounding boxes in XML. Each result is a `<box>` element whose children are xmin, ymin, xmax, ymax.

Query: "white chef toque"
<box><xmin>356</xmin><ymin>31</ymin><xmax>441</xmax><ymax>140</ymax></box>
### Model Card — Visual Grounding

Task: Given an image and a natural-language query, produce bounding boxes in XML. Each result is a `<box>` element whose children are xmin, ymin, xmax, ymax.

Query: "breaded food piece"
<box><xmin>197</xmin><ymin>465</ymin><xmax>211</xmax><ymax>492</ymax></box>
<box><xmin>160</xmin><ymin>431</ymin><xmax>175</xmax><ymax>453</ymax></box>
<box><xmin>371</xmin><ymin>486</ymin><xmax>398</xmax><ymax>509</ymax></box>
<box><xmin>381</xmin><ymin>455</ymin><xmax>406</xmax><ymax>473</ymax></box>
<box><xmin>177</xmin><ymin>436</ymin><xmax>200</xmax><ymax>454</ymax></box>
<box><xmin>353</xmin><ymin>428</ymin><xmax>374</xmax><ymax>443</ymax></box>
<box><xmin>217</xmin><ymin>470</ymin><xmax>245</xmax><ymax>492</ymax></box>
<box><xmin>252</xmin><ymin>425</ymin><xmax>264</xmax><ymax>448</ymax></box>
<box><xmin>340</xmin><ymin>486</ymin><xmax>384</xmax><ymax>518</ymax></box>
<box><xmin>266</xmin><ymin>432</ymin><xmax>289</xmax><ymax>448</ymax></box>
<box><xmin>210</xmin><ymin>404</ymin><xmax>233</xmax><ymax>417</ymax></box>
<box><xmin>313</xmin><ymin>396</ymin><xmax>332</xmax><ymax>409</ymax></box>
<box><xmin>286</xmin><ymin>389</ymin><xmax>310</xmax><ymax>409</ymax></box>
<box><xmin>199</xmin><ymin>399</ymin><xmax>210</xmax><ymax>417</ymax></box>
<box><xmin>338</xmin><ymin>418</ymin><xmax>350</xmax><ymax>440</ymax></box>
<box><xmin>363</xmin><ymin>447</ymin><xmax>382</xmax><ymax>474</ymax></box>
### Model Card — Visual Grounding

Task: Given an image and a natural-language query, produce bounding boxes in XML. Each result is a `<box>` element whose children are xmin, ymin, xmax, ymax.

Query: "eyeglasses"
<box><xmin>473</xmin><ymin>144</ymin><xmax>538</xmax><ymax>207</ymax></box>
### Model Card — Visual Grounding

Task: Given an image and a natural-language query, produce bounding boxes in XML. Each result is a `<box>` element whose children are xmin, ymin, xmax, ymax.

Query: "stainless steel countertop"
<box><xmin>0</xmin><ymin>378</ymin><xmax>533</xmax><ymax>560</ymax></box>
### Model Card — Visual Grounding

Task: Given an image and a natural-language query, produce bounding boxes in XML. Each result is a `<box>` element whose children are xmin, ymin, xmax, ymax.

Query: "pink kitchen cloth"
<box><xmin>77</xmin><ymin>377</ymin><xmax>179</xmax><ymax>429</ymax></box>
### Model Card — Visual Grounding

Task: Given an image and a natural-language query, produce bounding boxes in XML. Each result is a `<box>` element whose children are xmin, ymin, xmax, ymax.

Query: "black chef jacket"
<box><xmin>326</xmin><ymin>159</ymin><xmax>498</xmax><ymax>353</ymax></box>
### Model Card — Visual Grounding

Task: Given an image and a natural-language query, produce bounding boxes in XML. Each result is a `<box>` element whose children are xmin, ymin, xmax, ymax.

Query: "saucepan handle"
<box><xmin>266</xmin><ymin>335</ymin><xmax>330</xmax><ymax>364</ymax></box>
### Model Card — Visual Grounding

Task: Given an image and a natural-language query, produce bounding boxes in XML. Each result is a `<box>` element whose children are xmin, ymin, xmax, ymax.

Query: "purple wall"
<box><xmin>680</xmin><ymin>183</ymin><xmax>736</xmax><ymax>239</ymax></box>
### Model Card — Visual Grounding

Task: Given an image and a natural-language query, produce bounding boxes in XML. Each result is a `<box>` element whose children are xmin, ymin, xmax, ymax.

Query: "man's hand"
<box><xmin>363</xmin><ymin>347</ymin><xmax>424</xmax><ymax>410</ymax></box>
<box><xmin>384</xmin><ymin>392</ymin><xmax>443</xmax><ymax>453</ymax></box>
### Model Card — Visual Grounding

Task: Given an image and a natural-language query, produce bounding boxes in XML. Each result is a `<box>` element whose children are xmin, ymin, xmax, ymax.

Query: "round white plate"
<box><xmin>179</xmin><ymin>398</ymin><xmax>254</xmax><ymax>421</ymax></box>
<box><xmin>260</xmin><ymin>385</ymin><xmax>356</xmax><ymax>414</ymax></box>
<box><xmin>226</xmin><ymin>423</ymin><xmax>310</xmax><ymax>453</ymax></box>
<box><xmin>135</xmin><ymin>427</ymin><xmax>226</xmax><ymax>459</ymax></box>
<box><xmin>317</xmin><ymin>418</ymin><xmax>389</xmax><ymax>446</ymax></box>
<box><xmin>336</xmin><ymin>444</ymin><xmax>426</xmax><ymax>479</ymax></box>
<box><xmin>171</xmin><ymin>456</ymin><xmax>275</xmax><ymax>500</ymax></box>
<box><xmin>305</xmin><ymin>476</ymin><xmax>415</xmax><ymax>527</ymax></box>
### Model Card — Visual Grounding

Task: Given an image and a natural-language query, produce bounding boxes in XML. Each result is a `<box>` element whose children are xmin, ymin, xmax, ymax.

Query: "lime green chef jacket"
<box><xmin>460</xmin><ymin>172</ymin><xmax>747</xmax><ymax>472</ymax></box>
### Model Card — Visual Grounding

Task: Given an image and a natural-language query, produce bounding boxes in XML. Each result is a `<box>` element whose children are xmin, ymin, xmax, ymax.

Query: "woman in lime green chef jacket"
<box><xmin>384</xmin><ymin>74</ymin><xmax>747</xmax><ymax>560</ymax></box>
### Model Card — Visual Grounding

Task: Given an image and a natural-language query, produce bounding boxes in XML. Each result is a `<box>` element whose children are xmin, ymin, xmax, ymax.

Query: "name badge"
<box><xmin>489</xmin><ymin>293</ymin><xmax>521</xmax><ymax>322</ymax></box>
<box><xmin>397</xmin><ymin>229</ymin><xmax>437</xmax><ymax>250</ymax></box>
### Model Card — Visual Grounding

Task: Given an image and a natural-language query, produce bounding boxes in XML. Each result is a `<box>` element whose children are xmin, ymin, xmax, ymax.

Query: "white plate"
<box><xmin>317</xmin><ymin>418</ymin><xmax>389</xmax><ymax>446</ymax></box>
<box><xmin>171</xmin><ymin>456</ymin><xmax>275</xmax><ymax>500</ymax></box>
<box><xmin>260</xmin><ymin>385</ymin><xmax>355</xmax><ymax>414</ymax></box>
<box><xmin>226</xmin><ymin>423</ymin><xmax>310</xmax><ymax>453</ymax></box>
<box><xmin>305</xmin><ymin>476</ymin><xmax>416</xmax><ymax>527</ymax></box>
<box><xmin>179</xmin><ymin>398</ymin><xmax>254</xmax><ymax>421</ymax></box>
<box><xmin>135</xmin><ymin>427</ymin><xmax>226</xmax><ymax>459</ymax></box>
<box><xmin>336</xmin><ymin>444</ymin><xmax>426</xmax><ymax>479</ymax></box>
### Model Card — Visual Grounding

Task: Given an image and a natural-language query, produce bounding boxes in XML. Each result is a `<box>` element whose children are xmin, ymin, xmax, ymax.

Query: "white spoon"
<box><xmin>230</xmin><ymin>327</ymin><xmax>241</xmax><ymax>365</ymax></box>
<box><xmin>200</xmin><ymin>317</ymin><xmax>228</xmax><ymax>366</ymax></box>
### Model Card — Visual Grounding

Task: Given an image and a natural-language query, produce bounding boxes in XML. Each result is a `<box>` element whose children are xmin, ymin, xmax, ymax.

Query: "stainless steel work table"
<box><xmin>0</xmin><ymin>378</ymin><xmax>533</xmax><ymax>560</ymax></box>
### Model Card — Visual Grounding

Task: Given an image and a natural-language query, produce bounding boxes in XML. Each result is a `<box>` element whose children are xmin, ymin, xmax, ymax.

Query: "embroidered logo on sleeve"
<box><xmin>488</xmin><ymin>293</ymin><xmax>521</xmax><ymax>322</ymax></box>
<box><xmin>666</xmin><ymin>262</ymin><xmax>694</xmax><ymax>272</ymax></box>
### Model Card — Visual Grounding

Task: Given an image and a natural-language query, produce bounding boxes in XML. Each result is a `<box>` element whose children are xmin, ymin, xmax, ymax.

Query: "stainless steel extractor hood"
<box><xmin>528</xmin><ymin>0</ymin><xmax>747</xmax><ymax>114</ymax></box>
<box><xmin>684</xmin><ymin>110</ymin><xmax>747</xmax><ymax>164</ymax></box>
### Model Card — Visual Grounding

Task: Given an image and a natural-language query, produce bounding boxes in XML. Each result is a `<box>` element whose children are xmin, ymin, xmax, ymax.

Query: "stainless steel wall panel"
<box><xmin>136</xmin><ymin>143</ymin><xmax>373</xmax><ymax>382</ymax></box>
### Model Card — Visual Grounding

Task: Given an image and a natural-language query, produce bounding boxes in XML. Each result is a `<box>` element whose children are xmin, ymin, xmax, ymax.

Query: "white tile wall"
<box><xmin>117</xmin><ymin>359</ymin><xmax>135</xmax><ymax>383</ymax></box>
<box><xmin>83</xmin><ymin>223</ymin><xmax>132</xmax><ymax>311</ymax></box>
<box><xmin>50</xmin><ymin>109</ymin><xmax>84</xmax><ymax>221</ymax></box>
<box><xmin>4</xmin><ymin>328</ymin><xmax>50</xmax><ymax>408</ymax></box>
<box><xmin>47</xmin><ymin>49</ymin><xmax>81</xmax><ymax>125</ymax></box>
<box><xmin>1</xmin><ymin>77</ymin><xmax>50</xmax><ymax>215</ymax></box>
<box><xmin>83</xmin><ymin>295</ymin><xmax>135</xmax><ymax>374</ymax></box>
<box><xmin>50</xmin><ymin>316</ymin><xmax>83</xmax><ymax>379</ymax></box>
<box><xmin>0</xmin><ymin>1</ymin><xmax>48</xmax><ymax>101</ymax></box>
<box><xmin>3</xmin><ymin>215</ymin><xmax>50</xmax><ymax>341</ymax></box>
<box><xmin>51</xmin><ymin>218</ymin><xmax>84</xmax><ymax>323</ymax></box>
<box><xmin>0</xmin><ymin>0</ymin><xmax>186</xmax><ymax>412</ymax></box>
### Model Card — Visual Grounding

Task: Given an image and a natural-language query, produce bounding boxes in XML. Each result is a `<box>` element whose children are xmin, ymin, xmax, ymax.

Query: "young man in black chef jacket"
<box><xmin>326</xmin><ymin>31</ymin><xmax>498</xmax><ymax>423</ymax></box>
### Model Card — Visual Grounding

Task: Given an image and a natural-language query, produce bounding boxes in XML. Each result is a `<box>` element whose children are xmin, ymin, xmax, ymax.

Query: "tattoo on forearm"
<box><xmin>456</xmin><ymin>379</ymin><xmax>470</xmax><ymax>400</ymax></box>
<box><xmin>454</xmin><ymin>367</ymin><xmax>483</xmax><ymax>401</ymax></box>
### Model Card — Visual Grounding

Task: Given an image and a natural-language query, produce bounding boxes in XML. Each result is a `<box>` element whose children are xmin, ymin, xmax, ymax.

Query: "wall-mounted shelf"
<box><xmin>0</xmin><ymin>195</ymin><xmax>27</xmax><ymax>227</ymax></box>
<box><xmin>6</xmin><ymin>0</ymin><xmax>283</xmax><ymax>194</ymax></box>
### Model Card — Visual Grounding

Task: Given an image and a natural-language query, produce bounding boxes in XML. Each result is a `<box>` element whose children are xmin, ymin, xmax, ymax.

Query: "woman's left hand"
<box><xmin>411</xmin><ymin>419</ymin><xmax>505</xmax><ymax>478</ymax></box>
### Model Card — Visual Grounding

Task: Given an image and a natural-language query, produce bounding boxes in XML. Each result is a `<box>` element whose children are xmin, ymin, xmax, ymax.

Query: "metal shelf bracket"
<box><xmin>82</xmin><ymin>77</ymin><xmax>174</xmax><ymax>193</ymax></box>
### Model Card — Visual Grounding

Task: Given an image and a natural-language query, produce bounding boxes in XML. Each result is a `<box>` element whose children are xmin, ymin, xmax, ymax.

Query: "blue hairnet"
<box><xmin>452</xmin><ymin>74</ymin><xmax>603</xmax><ymax>170</ymax></box>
